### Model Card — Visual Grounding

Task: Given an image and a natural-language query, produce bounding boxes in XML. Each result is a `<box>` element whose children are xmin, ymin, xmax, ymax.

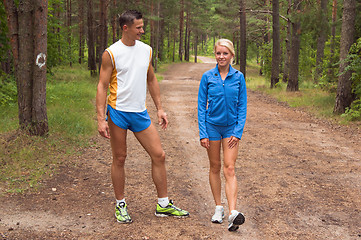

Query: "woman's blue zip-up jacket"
<box><xmin>198</xmin><ymin>64</ymin><xmax>247</xmax><ymax>140</ymax></box>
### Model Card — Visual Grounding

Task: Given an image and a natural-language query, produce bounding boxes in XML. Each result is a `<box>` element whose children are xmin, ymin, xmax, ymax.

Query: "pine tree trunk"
<box><xmin>66</xmin><ymin>0</ymin><xmax>72</xmax><ymax>67</ymax></box>
<box><xmin>78</xmin><ymin>0</ymin><xmax>85</xmax><ymax>64</ymax></box>
<box><xmin>32</xmin><ymin>0</ymin><xmax>48</xmax><ymax>136</ymax></box>
<box><xmin>334</xmin><ymin>0</ymin><xmax>356</xmax><ymax>114</ymax></box>
<box><xmin>87</xmin><ymin>0</ymin><xmax>97</xmax><ymax>76</ymax></box>
<box><xmin>282</xmin><ymin>17</ymin><xmax>291</xmax><ymax>83</ymax></box>
<box><xmin>98</xmin><ymin>0</ymin><xmax>108</xmax><ymax>73</ymax></box>
<box><xmin>239</xmin><ymin>0</ymin><xmax>247</xmax><ymax>77</ymax></box>
<box><xmin>179</xmin><ymin>0</ymin><xmax>184</xmax><ymax>61</ymax></box>
<box><xmin>4</xmin><ymin>0</ymin><xmax>49</xmax><ymax>136</ymax></box>
<box><xmin>271</xmin><ymin>0</ymin><xmax>280</xmax><ymax>88</ymax></box>
<box><xmin>314</xmin><ymin>0</ymin><xmax>328</xmax><ymax>83</ymax></box>
<box><xmin>287</xmin><ymin>0</ymin><xmax>301</xmax><ymax>92</ymax></box>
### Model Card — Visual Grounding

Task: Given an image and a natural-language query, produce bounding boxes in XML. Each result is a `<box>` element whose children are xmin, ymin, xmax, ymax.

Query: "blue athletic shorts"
<box><xmin>107</xmin><ymin>105</ymin><xmax>151</xmax><ymax>132</ymax></box>
<box><xmin>206</xmin><ymin>122</ymin><xmax>236</xmax><ymax>141</ymax></box>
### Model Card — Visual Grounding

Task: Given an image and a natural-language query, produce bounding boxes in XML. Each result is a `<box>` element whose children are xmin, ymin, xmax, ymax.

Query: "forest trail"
<box><xmin>1</xmin><ymin>59</ymin><xmax>360</xmax><ymax>239</ymax></box>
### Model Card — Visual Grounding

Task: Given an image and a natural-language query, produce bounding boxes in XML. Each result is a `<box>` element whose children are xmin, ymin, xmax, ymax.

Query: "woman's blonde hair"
<box><xmin>214</xmin><ymin>39</ymin><xmax>235</xmax><ymax>56</ymax></box>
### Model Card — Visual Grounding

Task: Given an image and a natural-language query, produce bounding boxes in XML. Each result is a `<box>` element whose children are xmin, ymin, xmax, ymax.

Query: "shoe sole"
<box><xmin>155</xmin><ymin>212</ymin><xmax>189</xmax><ymax>218</ymax></box>
<box><xmin>115</xmin><ymin>213</ymin><xmax>133</xmax><ymax>224</ymax></box>
<box><xmin>228</xmin><ymin>213</ymin><xmax>245</xmax><ymax>232</ymax></box>
<box><xmin>211</xmin><ymin>219</ymin><xmax>223</xmax><ymax>224</ymax></box>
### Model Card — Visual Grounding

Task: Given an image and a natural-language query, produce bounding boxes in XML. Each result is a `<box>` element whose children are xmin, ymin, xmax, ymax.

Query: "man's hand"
<box><xmin>157</xmin><ymin>109</ymin><xmax>168</xmax><ymax>130</ymax></box>
<box><xmin>98</xmin><ymin>119</ymin><xmax>110</xmax><ymax>139</ymax></box>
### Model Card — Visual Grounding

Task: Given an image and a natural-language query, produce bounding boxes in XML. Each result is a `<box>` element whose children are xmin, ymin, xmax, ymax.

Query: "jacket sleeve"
<box><xmin>233</xmin><ymin>73</ymin><xmax>247</xmax><ymax>139</ymax></box>
<box><xmin>198</xmin><ymin>74</ymin><xmax>209</xmax><ymax>140</ymax></box>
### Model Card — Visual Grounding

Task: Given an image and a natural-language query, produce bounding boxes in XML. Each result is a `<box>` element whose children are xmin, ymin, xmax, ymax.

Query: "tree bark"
<box><xmin>4</xmin><ymin>0</ymin><xmax>49</xmax><ymax>136</ymax></box>
<box><xmin>32</xmin><ymin>0</ymin><xmax>48</xmax><ymax>136</ymax></box>
<box><xmin>282</xmin><ymin>0</ymin><xmax>292</xmax><ymax>83</ymax></box>
<box><xmin>179</xmin><ymin>0</ymin><xmax>184</xmax><ymax>61</ymax></box>
<box><xmin>87</xmin><ymin>0</ymin><xmax>97</xmax><ymax>76</ymax></box>
<box><xmin>78</xmin><ymin>0</ymin><xmax>85</xmax><ymax>64</ymax></box>
<box><xmin>66</xmin><ymin>0</ymin><xmax>72</xmax><ymax>67</ymax></box>
<box><xmin>239</xmin><ymin>0</ymin><xmax>247</xmax><ymax>77</ymax></box>
<box><xmin>98</xmin><ymin>0</ymin><xmax>108</xmax><ymax>73</ymax></box>
<box><xmin>314</xmin><ymin>0</ymin><xmax>328</xmax><ymax>83</ymax></box>
<box><xmin>287</xmin><ymin>0</ymin><xmax>301</xmax><ymax>92</ymax></box>
<box><xmin>334</xmin><ymin>0</ymin><xmax>356</xmax><ymax>114</ymax></box>
<box><xmin>271</xmin><ymin>0</ymin><xmax>280</xmax><ymax>88</ymax></box>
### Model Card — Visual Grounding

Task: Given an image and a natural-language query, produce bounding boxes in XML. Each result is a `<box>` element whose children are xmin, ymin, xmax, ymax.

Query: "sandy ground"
<box><xmin>1</xmin><ymin>58</ymin><xmax>361</xmax><ymax>240</ymax></box>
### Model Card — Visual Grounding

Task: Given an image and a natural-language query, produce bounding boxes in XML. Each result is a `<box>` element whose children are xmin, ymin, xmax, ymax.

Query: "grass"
<box><xmin>243</xmin><ymin>61</ymin><xmax>340</xmax><ymax>121</ymax></box>
<box><xmin>0</xmin><ymin>64</ymin><xmax>98</xmax><ymax>194</ymax></box>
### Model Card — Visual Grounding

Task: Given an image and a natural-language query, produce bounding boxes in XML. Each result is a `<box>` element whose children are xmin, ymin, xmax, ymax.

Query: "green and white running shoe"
<box><xmin>155</xmin><ymin>200</ymin><xmax>189</xmax><ymax>217</ymax></box>
<box><xmin>115</xmin><ymin>202</ymin><xmax>132</xmax><ymax>223</ymax></box>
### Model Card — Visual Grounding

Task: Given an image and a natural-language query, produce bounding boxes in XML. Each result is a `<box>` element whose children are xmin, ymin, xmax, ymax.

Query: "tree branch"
<box><xmin>240</xmin><ymin>8</ymin><xmax>289</xmax><ymax>22</ymax></box>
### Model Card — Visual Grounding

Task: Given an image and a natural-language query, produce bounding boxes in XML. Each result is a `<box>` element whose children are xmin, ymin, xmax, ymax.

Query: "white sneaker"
<box><xmin>228</xmin><ymin>211</ymin><xmax>245</xmax><ymax>231</ymax></box>
<box><xmin>211</xmin><ymin>206</ymin><xmax>224</xmax><ymax>224</ymax></box>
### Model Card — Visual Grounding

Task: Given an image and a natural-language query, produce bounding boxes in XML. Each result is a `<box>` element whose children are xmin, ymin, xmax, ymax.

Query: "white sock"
<box><xmin>116</xmin><ymin>198</ymin><xmax>126</xmax><ymax>206</ymax></box>
<box><xmin>158</xmin><ymin>197</ymin><xmax>169</xmax><ymax>208</ymax></box>
<box><xmin>215</xmin><ymin>205</ymin><xmax>223</xmax><ymax>210</ymax></box>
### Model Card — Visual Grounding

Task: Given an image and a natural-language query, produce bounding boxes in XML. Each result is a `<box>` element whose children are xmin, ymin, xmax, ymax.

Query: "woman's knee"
<box><xmin>223</xmin><ymin>165</ymin><xmax>235</xmax><ymax>178</ymax></box>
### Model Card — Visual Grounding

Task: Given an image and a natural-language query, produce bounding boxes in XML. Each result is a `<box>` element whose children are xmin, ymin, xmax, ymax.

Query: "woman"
<box><xmin>197</xmin><ymin>39</ymin><xmax>247</xmax><ymax>231</ymax></box>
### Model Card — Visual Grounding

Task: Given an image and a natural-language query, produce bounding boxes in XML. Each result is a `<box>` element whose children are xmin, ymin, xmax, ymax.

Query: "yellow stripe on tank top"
<box><xmin>107</xmin><ymin>49</ymin><xmax>117</xmax><ymax>109</ymax></box>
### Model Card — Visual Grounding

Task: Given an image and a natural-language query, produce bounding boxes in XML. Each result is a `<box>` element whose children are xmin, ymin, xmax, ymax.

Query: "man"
<box><xmin>96</xmin><ymin>10</ymin><xmax>189</xmax><ymax>223</ymax></box>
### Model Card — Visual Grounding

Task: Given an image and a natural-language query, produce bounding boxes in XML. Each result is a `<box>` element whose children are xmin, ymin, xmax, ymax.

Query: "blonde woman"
<box><xmin>197</xmin><ymin>39</ymin><xmax>247</xmax><ymax>231</ymax></box>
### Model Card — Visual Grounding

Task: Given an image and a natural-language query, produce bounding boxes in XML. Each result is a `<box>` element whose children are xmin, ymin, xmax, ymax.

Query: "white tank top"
<box><xmin>106</xmin><ymin>40</ymin><xmax>152</xmax><ymax>112</ymax></box>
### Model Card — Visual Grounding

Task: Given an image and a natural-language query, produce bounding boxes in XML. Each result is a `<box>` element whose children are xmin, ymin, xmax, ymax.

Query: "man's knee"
<box><xmin>113</xmin><ymin>153</ymin><xmax>127</xmax><ymax>167</ymax></box>
<box><xmin>152</xmin><ymin>150</ymin><xmax>165</xmax><ymax>165</ymax></box>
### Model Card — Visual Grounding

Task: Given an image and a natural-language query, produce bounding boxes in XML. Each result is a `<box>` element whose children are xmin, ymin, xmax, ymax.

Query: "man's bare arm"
<box><xmin>96</xmin><ymin>51</ymin><xmax>113</xmax><ymax>138</ymax></box>
<box><xmin>147</xmin><ymin>64</ymin><xmax>168</xmax><ymax>129</ymax></box>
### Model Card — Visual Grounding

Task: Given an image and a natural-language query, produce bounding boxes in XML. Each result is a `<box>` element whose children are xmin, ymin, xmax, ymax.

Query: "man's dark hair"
<box><xmin>119</xmin><ymin>10</ymin><xmax>142</xmax><ymax>30</ymax></box>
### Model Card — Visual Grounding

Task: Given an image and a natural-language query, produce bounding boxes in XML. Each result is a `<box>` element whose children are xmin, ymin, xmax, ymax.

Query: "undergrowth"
<box><xmin>0</xmin><ymin>64</ymin><xmax>98</xmax><ymax>194</ymax></box>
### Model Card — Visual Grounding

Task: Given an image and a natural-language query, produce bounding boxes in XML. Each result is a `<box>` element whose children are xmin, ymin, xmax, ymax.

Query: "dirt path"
<box><xmin>1</xmin><ymin>59</ymin><xmax>361</xmax><ymax>240</ymax></box>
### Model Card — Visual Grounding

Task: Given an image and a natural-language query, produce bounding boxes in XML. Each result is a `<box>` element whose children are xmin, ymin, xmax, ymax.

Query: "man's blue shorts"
<box><xmin>206</xmin><ymin>122</ymin><xmax>236</xmax><ymax>141</ymax></box>
<box><xmin>107</xmin><ymin>105</ymin><xmax>151</xmax><ymax>132</ymax></box>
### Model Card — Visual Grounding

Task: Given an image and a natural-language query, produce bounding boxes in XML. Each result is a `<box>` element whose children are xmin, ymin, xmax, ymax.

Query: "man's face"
<box><xmin>123</xmin><ymin>18</ymin><xmax>144</xmax><ymax>41</ymax></box>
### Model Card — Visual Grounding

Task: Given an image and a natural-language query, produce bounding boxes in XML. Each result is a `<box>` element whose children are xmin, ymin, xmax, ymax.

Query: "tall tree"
<box><xmin>270</xmin><ymin>0</ymin><xmax>280</xmax><ymax>88</ymax></box>
<box><xmin>4</xmin><ymin>0</ymin><xmax>49</xmax><ymax>136</ymax></box>
<box><xmin>98</xmin><ymin>0</ymin><xmax>109</xmax><ymax>72</ymax></box>
<box><xmin>87</xmin><ymin>0</ymin><xmax>97</xmax><ymax>76</ymax></box>
<box><xmin>179</xmin><ymin>0</ymin><xmax>184</xmax><ymax>61</ymax></box>
<box><xmin>334</xmin><ymin>0</ymin><xmax>356</xmax><ymax>114</ymax></box>
<box><xmin>66</xmin><ymin>0</ymin><xmax>72</xmax><ymax>67</ymax></box>
<box><xmin>314</xmin><ymin>0</ymin><xmax>329</xmax><ymax>83</ymax></box>
<box><xmin>239</xmin><ymin>0</ymin><xmax>247</xmax><ymax>77</ymax></box>
<box><xmin>78</xmin><ymin>0</ymin><xmax>85</xmax><ymax>64</ymax></box>
<box><xmin>287</xmin><ymin>0</ymin><xmax>301</xmax><ymax>91</ymax></box>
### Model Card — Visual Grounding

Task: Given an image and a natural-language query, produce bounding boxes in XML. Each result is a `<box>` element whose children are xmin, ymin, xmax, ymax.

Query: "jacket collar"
<box><xmin>212</xmin><ymin>64</ymin><xmax>238</xmax><ymax>77</ymax></box>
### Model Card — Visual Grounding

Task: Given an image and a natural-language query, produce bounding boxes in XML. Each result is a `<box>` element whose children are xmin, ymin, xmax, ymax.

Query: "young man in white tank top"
<box><xmin>96</xmin><ymin>10</ymin><xmax>189</xmax><ymax>223</ymax></box>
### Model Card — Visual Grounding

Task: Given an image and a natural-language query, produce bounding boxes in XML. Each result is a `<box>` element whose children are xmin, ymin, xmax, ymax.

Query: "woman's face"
<box><xmin>215</xmin><ymin>45</ymin><xmax>233</xmax><ymax>67</ymax></box>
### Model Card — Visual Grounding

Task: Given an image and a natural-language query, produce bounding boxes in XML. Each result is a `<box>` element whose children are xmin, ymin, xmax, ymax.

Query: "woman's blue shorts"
<box><xmin>206</xmin><ymin>122</ymin><xmax>236</xmax><ymax>141</ymax></box>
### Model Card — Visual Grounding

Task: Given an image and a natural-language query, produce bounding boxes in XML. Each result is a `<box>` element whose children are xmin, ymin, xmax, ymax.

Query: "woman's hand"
<box><xmin>200</xmin><ymin>138</ymin><xmax>210</xmax><ymax>149</ymax></box>
<box><xmin>228</xmin><ymin>136</ymin><xmax>239</xmax><ymax>149</ymax></box>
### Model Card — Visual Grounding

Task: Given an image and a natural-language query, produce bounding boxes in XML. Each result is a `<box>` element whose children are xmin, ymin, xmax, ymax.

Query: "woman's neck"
<box><xmin>218</xmin><ymin>65</ymin><xmax>230</xmax><ymax>80</ymax></box>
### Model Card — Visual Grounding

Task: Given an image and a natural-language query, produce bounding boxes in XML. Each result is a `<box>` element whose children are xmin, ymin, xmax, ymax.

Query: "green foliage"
<box><xmin>0</xmin><ymin>73</ymin><xmax>17</xmax><ymax>106</ymax></box>
<box><xmin>259</xmin><ymin>41</ymin><xmax>272</xmax><ymax>79</ymax></box>
<box><xmin>317</xmin><ymin>36</ymin><xmax>341</xmax><ymax>92</ymax></box>
<box><xmin>341</xmin><ymin>37</ymin><xmax>361</xmax><ymax>121</ymax></box>
<box><xmin>0</xmin><ymin>64</ymin><xmax>97</xmax><ymax>193</ymax></box>
<box><xmin>0</xmin><ymin>1</ymin><xmax>10</xmax><ymax>62</ymax></box>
